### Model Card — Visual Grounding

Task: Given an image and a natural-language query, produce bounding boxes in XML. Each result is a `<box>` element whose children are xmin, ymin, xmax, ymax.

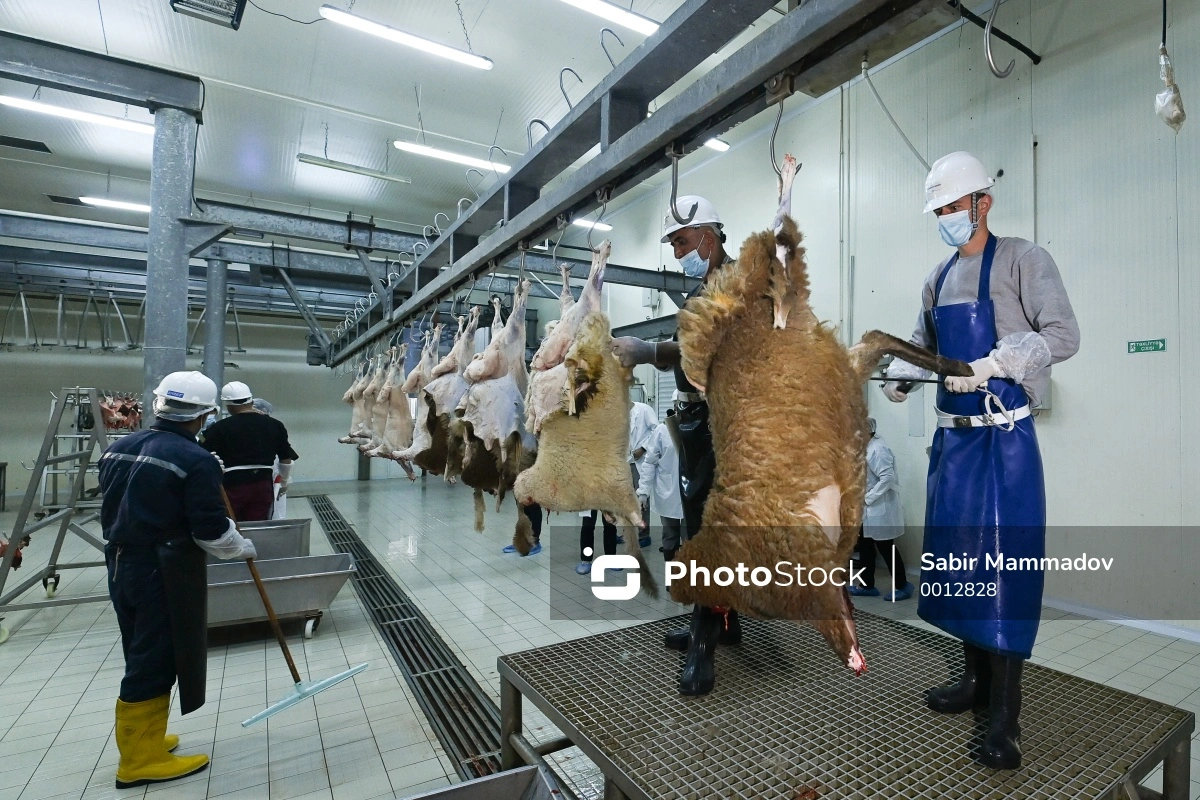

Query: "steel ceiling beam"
<box><xmin>327</xmin><ymin>0</ymin><xmax>942</xmax><ymax>367</ymax></box>
<box><xmin>0</xmin><ymin>30</ymin><xmax>204</xmax><ymax>118</ymax></box>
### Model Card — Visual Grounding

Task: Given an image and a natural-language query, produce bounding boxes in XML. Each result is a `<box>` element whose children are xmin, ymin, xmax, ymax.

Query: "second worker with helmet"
<box><xmin>200</xmin><ymin>380</ymin><xmax>299</xmax><ymax>522</ymax></box>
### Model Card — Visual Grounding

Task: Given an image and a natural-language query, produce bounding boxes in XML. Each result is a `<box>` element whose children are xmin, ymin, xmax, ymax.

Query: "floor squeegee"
<box><xmin>220</xmin><ymin>489</ymin><xmax>368</xmax><ymax>727</ymax></box>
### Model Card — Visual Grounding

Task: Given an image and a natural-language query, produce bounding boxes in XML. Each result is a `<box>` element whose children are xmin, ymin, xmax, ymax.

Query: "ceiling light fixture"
<box><xmin>0</xmin><ymin>96</ymin><xmax>155</xmax><ymax>135</ymax></box>
<box><xmin>704</xmin><ymin>138</ymin><xmax>731</xmax><ymax>152</ymax></box>
<box><xmin>557</xmin><ymin>0</ymin><xmax>658</xmax><ymax>36</ymax></box>
<box><xmin>79</xmin><ymin>197</ymin><xmax>152</xmax><ymax>214</ymax></box>
<box><xmin>297</xmin><ymin>153</ymin><xmax>413</xmax><ymax>184</ymax></box>
<box><xmin>572</xmin><ymin>219</ymin><xmax>613</xmax><ymax>231</ymax></box>
<box><xmin>393</xmin><ymin>140</ymin><xmax>510</xmax><ymax>173</ymax></box>
<box><xmin>319</xmin><ymin>6</ymin><xmax>494</xmax><ymax>70</ymax></box>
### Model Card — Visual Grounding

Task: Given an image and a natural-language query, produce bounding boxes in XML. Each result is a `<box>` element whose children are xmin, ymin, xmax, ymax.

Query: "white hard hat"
<box><xmin>661</xmin><ymin>195</ymin><xmax>722</xmax><ymax>243</ymax></box>
<box><xmin>923</xmin><ymin>152</ymin><xmax>995</xmax><ymax>214</ymax></box>
<box><xmin>152</xmin><ymin>371</ymin><xmax>218</xmax><ymax>421</ymax></box>
<box><xmin>672</xmin><ymin>389</ymin><xmax>682</xmax><ymax>402</ymax></box>
<box><xmin>221</xmin><ymin>381</ymin><xmax>253</xmax><ymax>404</ymax></box>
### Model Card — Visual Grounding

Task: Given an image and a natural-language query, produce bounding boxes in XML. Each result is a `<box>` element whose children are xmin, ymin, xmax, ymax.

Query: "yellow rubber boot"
<box><xmin>164</xmin><ymin>734</ymin><xmax>180</xmax><ymax>752</ymax></box>
<box><xmin>115</xmin><ymin>696</ymin><xmax>208</xmax><ymax>789</ymax></box>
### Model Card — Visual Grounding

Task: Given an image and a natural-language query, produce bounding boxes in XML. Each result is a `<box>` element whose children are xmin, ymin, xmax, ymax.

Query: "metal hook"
<box><xmin>527</xmin><ymin>119</ymin><xmax>550</xmax><ymax>150</ymax></box>
<box><xmin>600</xmin><ymin>28</ymin><xmax>624</xmax><ymax>68</ymax></box>
<box><xmin>487</xmin><ymin>145</ymin><xmax>509</xmax><ymax>176</ymax></box>
<box><xmin>465</xmin><ymin>167</ymin><xmax>486</xmax><ymax>199</ymax></box>
<box><xmin>587</xmin><ymin>188</ymin><xmax>611</xmax><ymax>253</ymax></box>
<box><xmin>413</xmin><ymin>241</ymin><xmax>429</xmax><ymax>257</ymax></box>
<box><xmin>457</xmin><ymin>197</ymin><xmax>473</xmax><ymax>218</ymax></box>
<box><xmin>422</xmin><ymin>225</ymin><xmax>435</xmax><ymax>246</ymax></box>
<box><xmin>666</xmin><ymin>145</ymin><xmax>697</xmax><ymax>226</ymax></box>
<box><xmin>551</xmin><ymin>224</ymin><xmax>567</xmax><ymax>264</ymax></box>
<box><xmin>433</xmin><ymin>212</ymin><xmax>450</xmax><ymax>236</ymax></box>
<box><xmin>367</xmin><ymin>291</ymin><xmax>378</xmax><ymax>303</ymax></box>
<box><xmin>769</xmin><ymin>101</ymin><xmax>785</xmax><ymax>179</ymax></box>
<box><xmin>559</xmin><ymin>67</ymin><xmax>583</xmax><ymax>110</ymax></box>
<box><xmin>984</xmin><ymin>0</ymin><xmax>1015</xmax><ymax>78</ymax></box>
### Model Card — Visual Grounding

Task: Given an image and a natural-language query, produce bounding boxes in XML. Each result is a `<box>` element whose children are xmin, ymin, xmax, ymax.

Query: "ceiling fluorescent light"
<box><xmin>79</xmin><ymin>197</ymin><xmax>152</xmax><ymax>214</ymax></box>
<box><xmin>704</xmin><ymin>138</ymin><xmax>731</xmax><ymax>152</ymax></box>
<box><xmin>0</xmin><ymin>96</ymin><xmax>155</xmax><ymax>135</ymax></box>
<box><xmin>558</xmin><ymin>0</ymin><xmax>658</xmax><ymax>36</ymax></box>
<box><xmin>393</xmin><ymin>140</ymin><xmax>510</xmax><ymax>173</ymax></box>
<box><xmin>319</xmin><ymin>6</ymin><xmax>493</xmax><ymax>70</ymax></box>
<box><xmin>572</xmin><ymin>219</ymin><xmax>613</xmax><ymax>231</ymax></box>
<box><xmin>298</xmin><ymin>153</ymin><xmax>413</xmax><ymax>184</ymax></box>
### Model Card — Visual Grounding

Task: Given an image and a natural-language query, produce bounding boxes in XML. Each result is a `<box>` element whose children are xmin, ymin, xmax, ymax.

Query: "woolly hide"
<box><xmin>514</xmin><ymin>310</ymin><xmax>656</xmax><ymax>595</ymax></box>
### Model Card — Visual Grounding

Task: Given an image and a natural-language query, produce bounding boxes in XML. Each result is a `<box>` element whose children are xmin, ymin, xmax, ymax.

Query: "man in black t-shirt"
<box><xmin>199</xmin><ymin>381</ymin><xmax>298</xmax><ymax>521</ymax></box>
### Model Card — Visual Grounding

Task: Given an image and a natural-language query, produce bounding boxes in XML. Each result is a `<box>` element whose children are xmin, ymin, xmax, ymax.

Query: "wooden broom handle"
<box><xmin>220</xmin><ymin>487</ymin><xmax>303</xmax><ymax>685</ymax></box>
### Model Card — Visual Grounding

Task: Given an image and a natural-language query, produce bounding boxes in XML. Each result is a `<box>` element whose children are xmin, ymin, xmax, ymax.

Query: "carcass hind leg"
<box><xmin>849</xmin><ymin>330</ymin><xmax>974</xmax><ymax>383</ymax></box>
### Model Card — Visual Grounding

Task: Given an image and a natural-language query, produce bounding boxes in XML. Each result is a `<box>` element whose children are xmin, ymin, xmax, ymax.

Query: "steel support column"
<box><xmin>143</xmin><ymin>107</ymin><xmax>198</xmax><ymax>409</ymax></box>
<box><xmin>203</xmin><ymin>258</ymin><xmax>227</xmax><ymax>390</ymax></box>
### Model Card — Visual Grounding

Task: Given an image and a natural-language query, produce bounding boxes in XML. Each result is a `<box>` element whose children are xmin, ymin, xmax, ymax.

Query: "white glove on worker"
<box><xmin>211</xmin><ymin>452</ymin><xmax>226</xmax><ymax>471</ymax></box>
<box><xmin>194</xmin><ymin>518</ymin><xmax>257</xmax><ymax>560</ymax></box>
<box><xmin>278</xmin><ymin>462</ymin><xmax>294</xmax><ymax>496</ymax></box>
<box><xmin>611</xmin><ymin>337</ymin><xmax>657</xmax><ymax>369</ymax></box>
<box><xmin>990</xmin><ymin>332</ymin><xmax>1052</xmax><ymax>385</ymax></box>
<box><xmin>945</xmin><ymin>355</ymin><xmax>1003</xmax><ymax>393</ymax></box>
<box><xmin>881</xmin><ymin>358</ymin><xmax>932</xmax><ymax>403</ymax></box>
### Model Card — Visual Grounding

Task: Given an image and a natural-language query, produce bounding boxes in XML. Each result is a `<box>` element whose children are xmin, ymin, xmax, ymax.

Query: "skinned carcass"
<box><xmin>670</xmin><ymin>155</ymin><xmax>970</xmax><ymax>674</ymax></box>
<box><xmin>396</xmin><ymin>309</ymin><xmax>480</xmax><ymax>477</ymax></box>
<box><xmin>456</xmin><ymin>280</ymin><xmax>536</xmax><ymax>530</ymax></box>
<box><xmin>366</xmin><ymin>344</ymin><xmax>412</xmax><ymax>458</ymax></box>
<box><xmin>514</xmin><ymin>242</ymin><xmax>656</xmax><ymax>594</ymax></box>
<box><xmin>337</xmin><ymin>362</ymin><xmax>372</xmax><ymax>444</ymax></box>
<box><xmin>391</xmin><ymin>325</ymin><xmax>442</xmax><ymax>480</ymax></box>
<box><xmin>360</xmin><ymin>349</ymin><xmax>401</xmax><ymax>453</ymax></box>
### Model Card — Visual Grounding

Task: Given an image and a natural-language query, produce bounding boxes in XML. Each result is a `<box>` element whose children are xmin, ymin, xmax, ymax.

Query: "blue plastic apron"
<box><xmin>916</xmin><ymin>234</ymin><xmax>1046</xmax><ymax>659</ymax></box>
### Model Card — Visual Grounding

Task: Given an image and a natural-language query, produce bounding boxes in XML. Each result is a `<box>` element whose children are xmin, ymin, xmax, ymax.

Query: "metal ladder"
<box><xmin>0</xmin><ymin>388</ymin><xmax>113</xmax><ymax>644</ymax></box>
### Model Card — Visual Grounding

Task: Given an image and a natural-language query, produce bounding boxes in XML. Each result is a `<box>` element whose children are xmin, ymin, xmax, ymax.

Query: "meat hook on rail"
<box><xmin>666</xmin><ymin>144</ymin><xmax>697</xmax><ymax>226</ymax></box>
<box><xmin>560</xmin><ymin>67</ymin><xmax>583</xmax><ymax>110</ymax></box>
<box><xmin>600</xmin><ymin>28</ymin><xmax>624</xmax><ymax>68</ymax></box>
<box><xmin>984</xmin><ymin>0</ymin><xmax>1015</xmax><ymax>78</ymax></box>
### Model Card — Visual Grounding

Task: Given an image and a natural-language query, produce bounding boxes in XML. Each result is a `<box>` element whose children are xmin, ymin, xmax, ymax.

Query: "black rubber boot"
<box><xmin>980</xmin><ymin>655</ymin><xmax>1023</xmax><ymax>769</ymax></box>
<box><xmin>927</xmin><ymin>642</ymin><xmax>991</xmax><ymax>713</ymax></box>
<box><xmin>665</xmin><ymin>608</ymin><xmax>742</xmax><ymax>651</ymax></box>
<box><xmin>679</xmin><ymin>606</ymin><xmax>724</xmax><ymax>696</ymax></box>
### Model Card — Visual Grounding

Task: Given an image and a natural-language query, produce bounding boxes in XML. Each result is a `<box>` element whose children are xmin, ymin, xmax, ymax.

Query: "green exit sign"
<box><xmin>1128</xmin><ymin>339</ymin><xmax>1166</xmax><ymax>353</ymax></box>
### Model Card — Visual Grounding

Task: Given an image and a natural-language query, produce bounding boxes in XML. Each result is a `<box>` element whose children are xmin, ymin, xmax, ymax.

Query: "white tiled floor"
<box><xmin>1</xmin><ymin>477</ymin><xmax>1199</xmax><ymax>799</ymax></box>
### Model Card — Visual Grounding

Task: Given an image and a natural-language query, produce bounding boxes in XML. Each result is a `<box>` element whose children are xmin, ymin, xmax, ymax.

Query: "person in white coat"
<box><xmin>628</xmin><ymin>400</ymin><xmax>658</xmax><ymax>547</ymax></box>
<box><xmin>849</xmin><ymin>419</ymin><xmax>913</xmax><ymax>600</ymax></box>
<box><xmin>637</xmin><ymin>407</ymin><xmax>684</xmax><ymax>559</ymax></box>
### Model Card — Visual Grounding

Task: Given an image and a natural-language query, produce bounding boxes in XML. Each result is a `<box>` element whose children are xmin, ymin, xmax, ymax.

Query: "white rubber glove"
<box><xmin>881</xmin><ymin>357</ymin><xmax>932</xmax><ymax>403</ymax></box>
<box><xmin>211</xmin><ymin>452</ymin><xmax>226</xmax><ymax>471</ymax></box>
<box><xmin>945</xmin><ymin>355</ymin><xmax>1002</xmax><ymax>394</ymax></box>
<box><xmin>637</xmin><ymin>493</ymin><xmax>650</xmax><ymax>507</ymax></box>
<box><xmin>610</xmin><ymin>337</ymin><xmax>656</xmax><ymax>368</ymax></box>
<box><xmin>278</xmin><ymin>462</ymin><xmax>293</xmax><ymax>496</ymax></box>
<box><xmin>194</xmin><ymin>518</ymin><xmax>257</xmax><ymax>560</ymax></box>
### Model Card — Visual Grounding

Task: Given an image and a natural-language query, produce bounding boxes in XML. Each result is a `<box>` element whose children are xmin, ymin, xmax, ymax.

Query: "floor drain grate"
<box><xmin>307</xmin><ymin>494</ymin><xmax>502</xmax><ymax>779</ymax></box>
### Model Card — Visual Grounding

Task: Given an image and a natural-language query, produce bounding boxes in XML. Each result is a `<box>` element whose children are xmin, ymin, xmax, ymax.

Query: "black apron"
<box><xmin>156</xmin><ymin>537</ymin><xmax>208</xmax><ymax>714</ymax></box>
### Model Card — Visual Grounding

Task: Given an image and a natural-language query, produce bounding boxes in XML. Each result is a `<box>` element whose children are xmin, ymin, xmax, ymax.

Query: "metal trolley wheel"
<box><xmin>42</xmin><ymin>573</ymin><xmax>61</xmax><ymax>599</ymax></box>
<box><xmin>303</xmin><ymin>612</ymin><xmax>323</xmax><ymax>639</ymax></box>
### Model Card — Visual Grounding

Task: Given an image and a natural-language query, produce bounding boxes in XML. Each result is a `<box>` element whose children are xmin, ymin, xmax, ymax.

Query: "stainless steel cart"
<box><xmin>207</xmin><ymin>553</ymin><xmax>354</xmax><ymax>638</ymax></box>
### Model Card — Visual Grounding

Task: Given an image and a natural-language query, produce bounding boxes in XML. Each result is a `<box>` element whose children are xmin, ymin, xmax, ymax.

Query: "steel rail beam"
<box><xmin>0</xmin><ymin>30</ymin><xmax>204</xmax><ymax>117</ymax></box>
<box><xmin>328</xmin><ymin>0</ymin><xmax>941</xmax><ymax>366</ymax></box>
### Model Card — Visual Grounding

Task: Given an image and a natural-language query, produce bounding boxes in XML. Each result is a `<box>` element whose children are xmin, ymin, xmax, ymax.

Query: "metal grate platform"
<box><xmin>308</xmin><ymin>495</ymin><xmax>502</xmax><ymax>780</ymax></box>
<box><xmin>499</xmin><ymin>613</ymin><xmax>1193</xmax><ymax>799</ymax></box>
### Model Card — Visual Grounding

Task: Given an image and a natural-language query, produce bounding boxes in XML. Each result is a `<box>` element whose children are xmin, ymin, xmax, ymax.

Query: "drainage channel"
<box><xmin>307</xmin><ymin>494</ymin><xmax>502</xmax><ymax>780</ymax></box>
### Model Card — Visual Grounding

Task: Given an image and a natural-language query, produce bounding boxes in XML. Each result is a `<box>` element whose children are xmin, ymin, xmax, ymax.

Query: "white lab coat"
<box><xmin>636</xmin><ymin>424</ymin><xmax>683</xmax><ymax>520</ymax></box>
<box><xmin>862</xmin><ymin>435</ymin><xmax>903</xmax><ymax>539</ymax></box>
<box><xmin>627</xmin><ymin>402</ymin><xmax>658</xmax><ymax>464</ymax></box>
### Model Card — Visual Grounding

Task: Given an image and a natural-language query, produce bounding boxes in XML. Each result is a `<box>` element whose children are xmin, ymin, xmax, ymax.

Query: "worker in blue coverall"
<box><xmin>883</xmin><ymin>152</ymin><xmax>1079</xmax><ymax>769</ymax></box>
<box><xmin>98</xmin><ymin>371</ymin><xmax>257</xmax><ymax>788</ymax></box>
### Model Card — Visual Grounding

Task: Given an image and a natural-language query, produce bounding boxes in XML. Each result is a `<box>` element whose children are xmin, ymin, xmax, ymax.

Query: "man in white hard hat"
<box><xmin>883</xmin><ymin>152</ymin><xmax>1079</xmax><ymax>769</ymax></box>
<box><xmin>611</xmin><ymin>196</ymin><xmax>740</xmax><ymax>697</ymax></box>
<box><xmin>98</xmin><ymin>371</ymin><xmax>257</xmax><ymax>788</ymax></box>
<box><xmin>199</xmin><ymin>381</ymin><xmax>298</xmax><ymax>521</ymax></box>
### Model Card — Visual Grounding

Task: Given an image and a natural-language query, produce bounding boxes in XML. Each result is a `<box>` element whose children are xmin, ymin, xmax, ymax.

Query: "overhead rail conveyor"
<box><xmin>320</xmin><ymin>0</ymin><xmax>979</xmax><ymax>368</ymax></box>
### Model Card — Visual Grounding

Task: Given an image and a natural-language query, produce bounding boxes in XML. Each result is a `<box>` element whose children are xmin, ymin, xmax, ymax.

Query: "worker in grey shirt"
<box><xmin>882</xmin><ymin>152</ymin><xmax>1079</xmax><ymax>771</ymax></box>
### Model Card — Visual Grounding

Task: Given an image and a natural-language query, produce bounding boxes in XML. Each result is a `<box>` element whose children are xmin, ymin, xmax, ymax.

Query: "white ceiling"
<box><xmin>0</xmin><ymin>0</ymin><xmax>762</xmax><ymax>236</ymax></box>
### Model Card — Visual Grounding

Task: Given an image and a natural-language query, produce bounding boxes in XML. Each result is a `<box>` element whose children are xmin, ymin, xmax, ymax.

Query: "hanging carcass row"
<box><xmin>514</xmin><ymin>242</ymin><xmax>656</xmax><ymax>596</ymax></box>
<box><xmin>365</xmin><ymin>344</ymin><xmax>413</xmax><ymax>460</ymax></box>
<box><xmin>453</xmin><ymin>279</ymin><xmax>537</xmax><ymax>533</ymax></box>
<box><xmin>670</xmin><ymin>155</ymin><xmax>970</xmax><ymax>673</ymax></box>
<box><xmin>395</xmin><ymin>309</ymin><xmax>480</xmax><ymax>478</ymax></box>
<box><xmin>389</xmin><ymin>325</ymin><xmax>442</xmax><ymax>479</ymax></box>
<box><xmin>337</xmin><ymin>361</ymin><xmax>372</xmax><ymax>445</ymax></box>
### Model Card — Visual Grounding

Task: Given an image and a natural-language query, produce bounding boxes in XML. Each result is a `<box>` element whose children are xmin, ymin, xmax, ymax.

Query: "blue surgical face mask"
<box><xmin>937</xmin><ymin>209</ymin><xmax>975</xmax><ymax>247</ymax></box>
<box><xmin>678</xmin><ymin>233</ymin><xmax>711</xmax><ymax>278</ymax></box>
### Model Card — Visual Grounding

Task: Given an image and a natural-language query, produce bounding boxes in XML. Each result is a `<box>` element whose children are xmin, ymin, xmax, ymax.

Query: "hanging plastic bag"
<box><xmin>1157</xmin><ymin>45</ymin><xmax>1186</xmax><ymax>132</ymax></box>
